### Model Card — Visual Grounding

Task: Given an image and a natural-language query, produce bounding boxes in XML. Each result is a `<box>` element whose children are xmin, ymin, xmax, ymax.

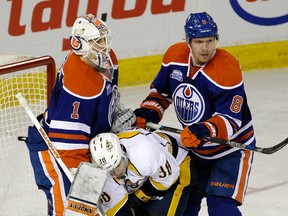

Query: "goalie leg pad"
<box><xmin>65</xmin><ymin>162</ymin><xmax>108</xmax><ymax>216</ymax></box>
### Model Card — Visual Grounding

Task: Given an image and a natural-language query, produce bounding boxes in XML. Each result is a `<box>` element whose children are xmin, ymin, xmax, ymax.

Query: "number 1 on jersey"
<box><xmin>71</xmin><ymin>101</ymin><xmax>80</xmax><ymax>119</ymax></box>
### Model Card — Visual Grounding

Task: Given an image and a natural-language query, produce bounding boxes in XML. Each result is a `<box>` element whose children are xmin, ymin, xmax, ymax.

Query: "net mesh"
<box><xmin>0</xmin><ymin>55</ymin><xmax>52</xmax><ymax>215</ymax></box>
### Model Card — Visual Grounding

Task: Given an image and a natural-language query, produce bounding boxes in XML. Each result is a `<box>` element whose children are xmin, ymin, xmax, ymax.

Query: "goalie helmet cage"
<box><xmin>0</xmin><ymin>55</ymin><xmax>56</xmax><ymax>216</ymax></box>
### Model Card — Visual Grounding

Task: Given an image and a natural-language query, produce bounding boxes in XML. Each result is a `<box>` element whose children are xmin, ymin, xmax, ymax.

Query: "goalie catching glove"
<box><xmin>111</xmin><ymin>103</ymin><xmax>136</xmax><ymax>133</ymax></box>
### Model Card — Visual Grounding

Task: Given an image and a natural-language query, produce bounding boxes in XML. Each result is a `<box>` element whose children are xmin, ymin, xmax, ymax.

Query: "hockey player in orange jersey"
<box><xmin>131</xmin><ymin>12</ymin><xmax>255</xmax><ymax>215</ymax></box>
<box><xmin>26</xmin><ymin>14</ymin><xmax>135</xmax><ymax>215</ymax></box>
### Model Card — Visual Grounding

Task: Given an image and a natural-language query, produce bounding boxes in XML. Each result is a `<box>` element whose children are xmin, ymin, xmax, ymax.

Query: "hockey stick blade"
<box><xmin>252</xmin><ymin>137</ymin><xmax>288</xmax><ymax>154</ymax></box>
<box><xmin>146</xmin><ymin>122</ymin><xmax>288</xmax><ymax>154</ymax></box>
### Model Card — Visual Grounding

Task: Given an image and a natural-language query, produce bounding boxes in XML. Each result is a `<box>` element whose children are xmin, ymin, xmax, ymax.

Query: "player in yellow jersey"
<box><xmin>89</xmin><ymin>127</ymin><xmax>198</xmax><ymax>216</ymax></box>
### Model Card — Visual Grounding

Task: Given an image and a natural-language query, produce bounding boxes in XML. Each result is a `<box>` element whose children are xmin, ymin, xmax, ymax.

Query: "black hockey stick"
<box><xmin>146</xmin><ymin>122</ymin><xmax>288</xmax><ymax>154</ymax></box>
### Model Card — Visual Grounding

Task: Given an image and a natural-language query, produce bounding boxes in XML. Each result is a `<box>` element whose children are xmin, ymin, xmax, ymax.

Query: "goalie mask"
<box><xmin>89</xmin><ymin>133</ymin><xmax>127</xmax><ymax>175</ymax></box>
<box><xmin>70</xmin><ymin>14</ymin><xmax>114</xmax><ymax>72</ymax></box>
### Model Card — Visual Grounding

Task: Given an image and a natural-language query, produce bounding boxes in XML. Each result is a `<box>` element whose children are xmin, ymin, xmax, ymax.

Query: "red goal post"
<box><xmin>0</xmin><ymin>55</ymin><xmax>56</xmax><ymax>215</ymax></box>
<box><xmin>0</xmin><ymin>55</ymin><xmax>56</xmax><ymax>105</ymax></box>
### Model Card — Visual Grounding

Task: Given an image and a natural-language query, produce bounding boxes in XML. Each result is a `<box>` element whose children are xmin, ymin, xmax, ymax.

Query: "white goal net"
<box><xmin>0</xmin><ymin>55</ymin><xmax>56</xmax><ymax>216</ymax></box>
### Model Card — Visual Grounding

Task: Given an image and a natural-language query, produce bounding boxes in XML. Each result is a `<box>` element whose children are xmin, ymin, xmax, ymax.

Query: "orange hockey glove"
<box><xmin>180</xmin><ymin>126</ymin><xmax>201</xmax><ymax>148</ymax></box>
<box><xmin>134</xmin><ymin>116</ymin><xmax>147</xmax><ymax>129</ymax></box>
<box><xmin>133</xmin><ymin>108</ymin><xmax>161</xmax><ymax>129</ymax></box>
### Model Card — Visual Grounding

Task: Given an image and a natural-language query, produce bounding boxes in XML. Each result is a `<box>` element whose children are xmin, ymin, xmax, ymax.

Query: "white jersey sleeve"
<box><xmin>117</xmin><ymin>128</ymin><xmax>180</xmax><ymax>195</ymax></box>
<box><xmin>100</xmin><ymin>175</ymin><xmax>129</xmax><ymax>216</ymax></box>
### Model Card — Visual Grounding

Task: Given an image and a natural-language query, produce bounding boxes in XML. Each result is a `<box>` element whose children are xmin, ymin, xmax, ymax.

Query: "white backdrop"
<box><xmin>0</xmin><ymin>0</ymin><xmax>287</xmax><ymax>66</ymax></box>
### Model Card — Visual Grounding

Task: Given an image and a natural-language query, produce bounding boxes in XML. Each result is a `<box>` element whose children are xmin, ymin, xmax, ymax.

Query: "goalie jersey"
<box><xmin>139</xmin><ymin>42</ymin><xmax>256</xmax><ymax>159</ymax></box>
<box><xmin>27</xmin><ymin>49</ymin><xmax>120</xmax><ymax>216</ymax></box>
<box><xmin>100</xmin><ymin>128</ymin><xmax>189</xmax><ymax>216</ymax></box>
<box><xmin>43</xmin><ymin>50</ymin><xmax>119</xmax><ymax>168</ymax></box>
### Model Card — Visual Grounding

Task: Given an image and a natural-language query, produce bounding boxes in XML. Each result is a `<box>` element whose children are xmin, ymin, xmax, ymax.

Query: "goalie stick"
<box><xmin>15</xmin><ymin>92</ymin><xmax>74</xmax><ymax>182</ymax></box>
<box><xmin>146</xmin><ymin>122</ymin><xmax>288</xmax><ymax>154</ymax></box>
<box><xmin>16</xmin><ymin>92</ymin><xmax>107</xmax><ymax>216</ymax></box>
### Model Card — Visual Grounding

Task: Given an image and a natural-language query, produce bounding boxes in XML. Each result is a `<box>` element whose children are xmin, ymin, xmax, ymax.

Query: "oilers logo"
<box><xmin>70</xmin><ymin>36</ymin><xmax>82</xmax><ymax>51</ymax></box>
<box><xmin>172</xmin><ymin>83</ymin><xmax>205</xmax><ymax>125</ymax></box>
